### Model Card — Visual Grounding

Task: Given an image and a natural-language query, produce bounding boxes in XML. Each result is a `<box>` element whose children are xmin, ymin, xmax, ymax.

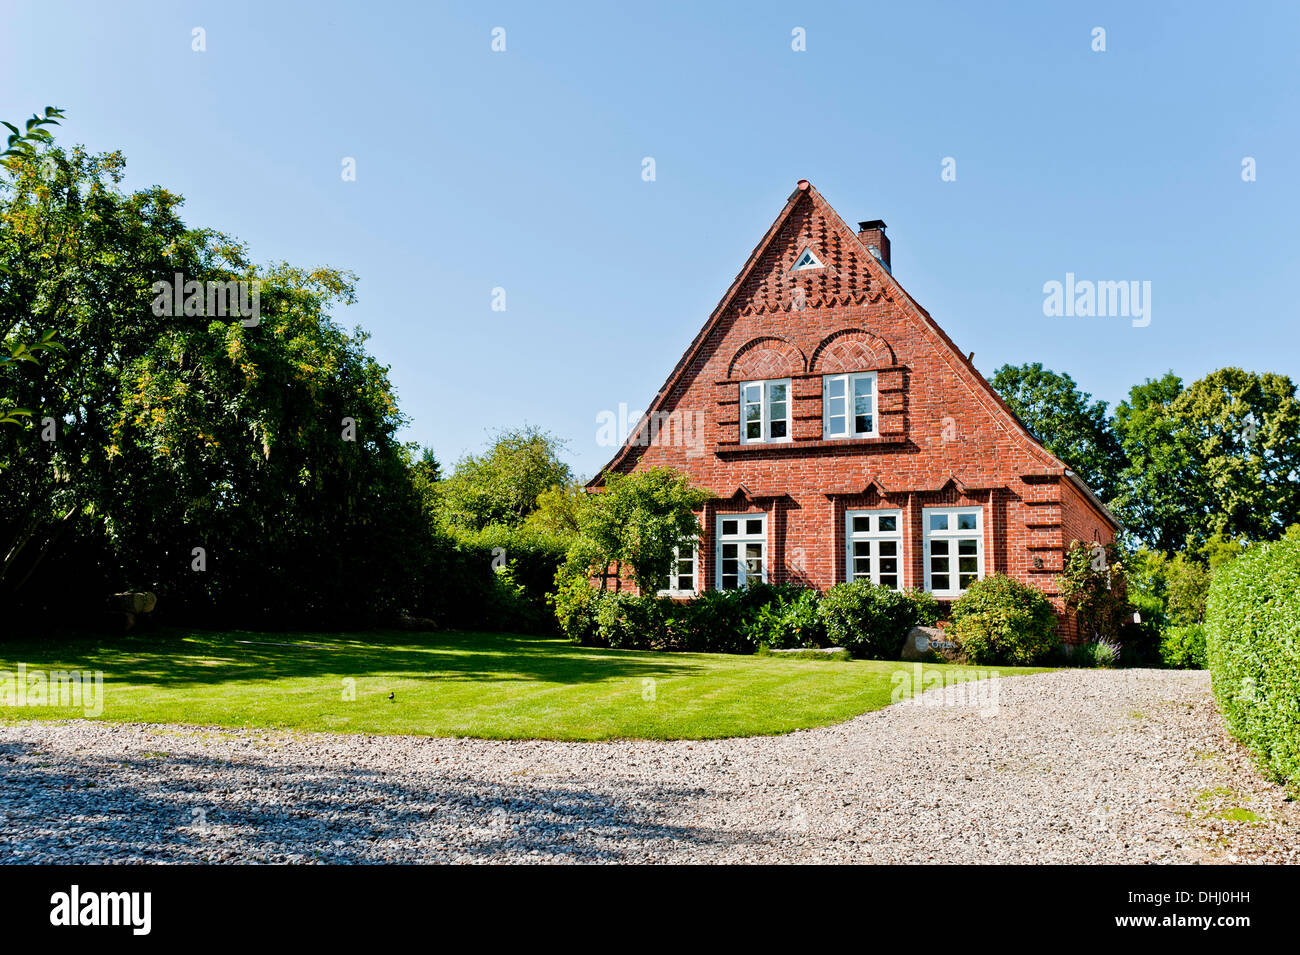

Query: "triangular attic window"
<box><xmin>790</xmin><ymin>247</ymin><xmax>824</xmax><ymax>271</ymax></box>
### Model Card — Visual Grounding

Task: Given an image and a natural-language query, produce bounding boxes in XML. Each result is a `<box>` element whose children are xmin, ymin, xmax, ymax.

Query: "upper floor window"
<box><xmin>791</xmin><ymin>247</ymin><xmax>824</xmax><ymax>271</ymax></box>
<box><xmin>845</xmin><ymin>508</ymin><xmax>902</xmax><ymax>589</ymax></box>
<box><xmin>716</xmin><ymin>514</ymin><xmax>766</xmax><ymax>589</ymax></box>
<box><xmin>740</xmin><ymin>379</ymin><xmax>791</xmax><ymax>444</ymax></box>
<box><xmin>823</xmin><ymin>372</ymin><xmax>876</xmax><ymax>439</ymax></box>
<box><xmin>924</xmin><ymin>507</ymin><xmax>983</xmax><ymax>597</ymax></box>
<box><xmin>659</xmin><ymin>545</ymin><xmax>698</xmax><ymax>597</ymax></box>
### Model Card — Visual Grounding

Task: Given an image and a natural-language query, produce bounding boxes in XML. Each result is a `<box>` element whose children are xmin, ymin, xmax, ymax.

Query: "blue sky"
<box><xmin>3</xmin><ymin>1</ymin><xmax>1297</xmax><ymax>479</ymax></box>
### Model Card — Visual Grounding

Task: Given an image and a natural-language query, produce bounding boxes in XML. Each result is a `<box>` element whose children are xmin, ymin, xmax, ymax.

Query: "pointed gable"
<box><xmin>579</xmin><ymin>178</ymin><xmax>1121</xmax><ymax>613</ymax></box>
<box><xmin>732</xmin><ymin>186</ymin><xmax>879</xmax><ymax>316</ymax></box>
<box><xmin>589</xmin><ymin>179</ymin><xmax>1101</xmax><ymax>507</ymax></box>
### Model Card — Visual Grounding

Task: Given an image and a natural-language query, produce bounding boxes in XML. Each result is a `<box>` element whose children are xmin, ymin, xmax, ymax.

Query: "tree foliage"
<box><xmin>1059</xmin><ymin>542</ymin><xmax>1130</xmax><ymax>642</ymax></box>
<box><xmin>990</xmin><ymin>362</ymin><xmax>1127</xmax><ymax>501</ymax></box>
<box><xmin>563</xmin><ymin>467</ymin><xmax>712</xmax><ymax>596</ymax></box>
<box><xmin>523</xmin><ymin>482</ymin><xmax>592</xmax><ymax>538</ymax></box>
<box><xmin>1112</xmin><ymin>368</ymin><xmax>1300</xmax><ymax>551</ymax></box>
<box><xmin>1</xmin><ymin>106</ymin><xmax>68</xmax><ymax>426</ymax></box>
<box><xmin>1</xmin><ymin>136</ymin><xmax>434</xmax><ymax>625</ymax></box>
<box><xmin>438</xmin><ymin>426</ymin><xmax>572</xmax><ymax>531</ymax></box>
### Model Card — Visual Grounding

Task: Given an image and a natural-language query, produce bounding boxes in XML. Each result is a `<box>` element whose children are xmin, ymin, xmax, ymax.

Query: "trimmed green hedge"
<box><xmin>1205</xmin><ymin>538</ymin><xmax>1300</xmax><ymax>789</ymax></box>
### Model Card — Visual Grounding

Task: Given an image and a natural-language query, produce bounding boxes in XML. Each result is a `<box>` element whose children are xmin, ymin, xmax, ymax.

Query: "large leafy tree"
<box><xmin>990</xmin><ymin>362</ymin><xmax>1126</xmax><ymax>502</ymax></box>
<box><xmin>0</xmin><ymin>106</ymin><xmax>66</xmax><ymax>426</ymax></box>
<box><xmin>523</xmin><ymin>482</ymin><xmax>592</xmax><ymax>538</ymax></box>
<box><xmin>1112</xmin><ymin>368</ymin><xmax>1300</xmax><ymax>551</ymax></box>
<box><xmin>567</xmin><ymin>467</ymin><xmax>712</xmax><ymax>595</ymax></box>
<box><xmin>1</xmin><ymin>140</ymin><xmax>138</xmax><ymax>598</ymax></box>
<box><xmin>439</xmin><ymin>426</ymin><xmax>572</xmax><ymax>531</ymax></box>
<box><xmin>1</xmin><ymin>136</ymin><xmax>432</xmax><ymax>624</ymax></box>
<box><xmin>1107</xmin><ymin>373</ymin><xmax>1193</xmax><ymax>550</ymax></box>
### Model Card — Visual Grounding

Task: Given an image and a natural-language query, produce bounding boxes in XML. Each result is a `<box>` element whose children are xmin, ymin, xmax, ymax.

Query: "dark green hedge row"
<box><xmin>1205</xmin><ymin>538</ymin><xmax>1300</xmax><ymax>789</ymax></box>
<box><xmin>7</xmin><ymin>508</ymin><xmax>570</xmax><ymax>637</ymax></box>
<box><xmin>425</xmin><ymin>525</ymin><xmax>568</xmax><ymax>634</ymax></box>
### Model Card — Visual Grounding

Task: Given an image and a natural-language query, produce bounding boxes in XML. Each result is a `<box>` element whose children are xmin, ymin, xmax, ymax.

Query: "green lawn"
<box><xmin>0</xmin><ymin>629</ymin><xmax>1047</xmax><ymax>740</ymax></box>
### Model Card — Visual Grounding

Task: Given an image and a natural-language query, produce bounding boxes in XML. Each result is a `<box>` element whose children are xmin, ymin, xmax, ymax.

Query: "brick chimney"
<box><xmin>857</xmin><ymin>219</ymin><xmax>890</xmax><ymax>271</ymax></box>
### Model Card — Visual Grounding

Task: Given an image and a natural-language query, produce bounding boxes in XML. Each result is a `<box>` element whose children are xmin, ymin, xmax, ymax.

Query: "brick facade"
<box><xmin>590</xmin><ymin>181</ymin><xmax>1118</xmax><ymax>636</ymax></box>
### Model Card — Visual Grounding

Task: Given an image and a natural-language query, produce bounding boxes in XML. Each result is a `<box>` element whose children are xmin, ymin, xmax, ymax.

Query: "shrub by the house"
<box><xmin>947</xmin><ymin>573</ymin><xmax>1059</xmax><ymax>665</ymax></box>
<box><xmin>675</xmin><ymin>584</ymin><xmax>808</xmax><ymax>653</ymax></box>
<box><xmin>1059</xmin><ymin>542</ymin><xmax>1130</xmax><ymax>642</ymax></box>
<box><xmin>555</xmin><ymin>583</ymin><xmax>812</xmax><ymax>654</ymax></box>
<box><xmin>816</xmin><ymin>582</ymin><xmax>938</xmax><ymax>659</ymax></box>
<box><xmin>552</xmin><ymin>580</ymin><xmax>934</xmax><ymax>658</ymax></box>
<box><xmin>748</xmin><ymin>587</ymin><xmax>825</xmax><ymax>650</ymax></box>
<box><xmin>1058</xmin><ymin>638</ymin><xmax>1121</xmax><ymax>668</ymax></box>
<box><xmin>592</xmin><ymin>591</ymin><xmax>671</xmax><ymax>650</ymax></box>
<box><xmin>661</xmin><ymin>590</ymin><xmax>750</xmax><ymax>653</ymax></box>
<box><xmin>1205</xmin><ymin>538</ymin><xmax>1300</xmax><ymax>789</ymax></box>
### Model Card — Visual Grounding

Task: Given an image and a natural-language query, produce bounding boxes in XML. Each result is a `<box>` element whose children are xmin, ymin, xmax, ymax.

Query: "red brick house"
<box><xmin>589</xmin><ymin>180</ymin><xmax>1118</xmax><ymax>633</ymax></box>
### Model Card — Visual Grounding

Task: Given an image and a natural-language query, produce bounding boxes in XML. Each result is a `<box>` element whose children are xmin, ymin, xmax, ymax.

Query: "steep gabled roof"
<box><xmin>587</xmin><ymin>180</ymin><xmax>1118</xmax><ymax>529</ymax></box>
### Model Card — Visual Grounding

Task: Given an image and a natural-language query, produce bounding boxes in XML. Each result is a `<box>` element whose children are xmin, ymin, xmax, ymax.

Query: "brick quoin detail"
<box><xmin>590</xmin><ymin>180</ymin><xmax>1119</xmax><ymax>637</ymax></box>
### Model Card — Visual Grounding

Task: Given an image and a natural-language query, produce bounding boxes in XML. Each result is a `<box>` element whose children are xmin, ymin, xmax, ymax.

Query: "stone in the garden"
<box><xmin>901</xmin><ymin>625</ymin><xmax>960</xmax><ymax>661</ymax></box>
<box><xmin>111</xmin><ymin>592</ymin><xmax>157</xmax><ymax>614</ymax></box>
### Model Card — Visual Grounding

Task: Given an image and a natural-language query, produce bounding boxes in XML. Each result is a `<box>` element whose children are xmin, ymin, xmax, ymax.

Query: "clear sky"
<box><xmin>3</xmin><ymin>1</ymin><xmax>1297</xmax><ymax>479</ymax></box>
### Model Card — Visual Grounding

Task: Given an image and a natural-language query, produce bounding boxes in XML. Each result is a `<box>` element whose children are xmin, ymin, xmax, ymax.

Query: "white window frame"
<box><xmin>715</xmin><ymin>513</ymin><xmax>767</xmax><ymax>590</ymax></box>
<box><xmin>658</xmin><ymin>544</ymin><xmax>698</xmax><ymax>597</ymax></box>
<box><xmin>822</xmin><ymin>371</ymin><xmax>877</xmax><ymax>439</ymax></box>
<box><xmin>739</xmin><ymin>378</ymin><xmax>793</xmax><ymax>445</ymax></box>
<box><xmin>845</xmin><ymin>508</ymin><xmax>903</xmax><ymax>589</ymax></box>
<box><xmin>923</xmin><ymin>506</ymin><xmax>984</xmax><ymax>597</ymax></box>
<box><xmin>791</xmin><ymin>246</ymin><xmax>824</xmax><ymax>271</ymax></box>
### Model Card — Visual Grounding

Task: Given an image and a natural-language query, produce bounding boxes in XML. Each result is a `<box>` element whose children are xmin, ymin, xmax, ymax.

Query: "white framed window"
<box><xmin>823</xmin><ymin>372</ymin><xmax>876</xmax><ymax>439</ymax></box>
<box><xmin>845</xmin><ymin>509</ymin><xmax>903</xmax><ymax>589</ymax></box>
<box><xmin>658</xmin><ymin>545</ymin><xmax>698</xmax><ymax>597</ymax></box>
<box><xmin>791</xmin><ymin>247</ymin><xmax>824</xmax><ymax>271</ymax></box>
<box><xmin>739</xmin><ymin>379</ymin><xmax>792</xmax><ymax>444</ymax></box>
<box><xmin>716</xmin><ymin>514</ymin><xmax>766</xmax><ymax>590</ymax></box>
<box><xmin>923</xmin><ymin>506</ymin><xmax>983</xmax><ymax>597</ymax></box>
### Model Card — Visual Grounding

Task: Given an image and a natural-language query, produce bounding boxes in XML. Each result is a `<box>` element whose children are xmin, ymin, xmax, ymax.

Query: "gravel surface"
<box><xmin>1</xmin><ymin>669</ymin><xmax>1296</xmax><ymax>864</ymax></box>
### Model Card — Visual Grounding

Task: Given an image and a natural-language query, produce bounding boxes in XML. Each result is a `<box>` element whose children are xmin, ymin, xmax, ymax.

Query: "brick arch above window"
<box><xmin>810</xmin><ymin>328</ymin><xmax>897</xmax><ymax>372</ymax></box>
<box><xmin>727</xmin><ymin>336</ymin><xmax>807</xmax><ymax>380</ymax></box>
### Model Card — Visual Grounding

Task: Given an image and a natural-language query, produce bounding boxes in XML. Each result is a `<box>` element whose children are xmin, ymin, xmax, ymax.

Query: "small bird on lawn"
<box><xmin>388</xmin><ymin>692</ymin><xmax>395</xmax><ymax>702</ymax></box>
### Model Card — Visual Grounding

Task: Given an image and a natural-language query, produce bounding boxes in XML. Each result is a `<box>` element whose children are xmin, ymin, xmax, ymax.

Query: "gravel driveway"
<box><xmin>1</xmin><ymin>669</ymin><xmax>1296</xmax><ymax>864</ymax></box>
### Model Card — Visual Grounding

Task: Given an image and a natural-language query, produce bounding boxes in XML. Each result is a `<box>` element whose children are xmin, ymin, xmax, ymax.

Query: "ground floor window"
<box><xmin>659</xmin><ymin>545</ymin><xmax>698</xmax><ymax>596</ymax></box>
<box><xmin>845</xmin><ymin>508</ymin><xmax>902</xmax><ymax>588</ymax></box>
<box><xmin>924</xmin><ymin>506</ymin><xmax>983</xmax><ymax>597</ymax></box>
<box><xmin>716</xmin><ymin>513</ymin><xmax>766</xmax><ymax>589</ymax></box>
